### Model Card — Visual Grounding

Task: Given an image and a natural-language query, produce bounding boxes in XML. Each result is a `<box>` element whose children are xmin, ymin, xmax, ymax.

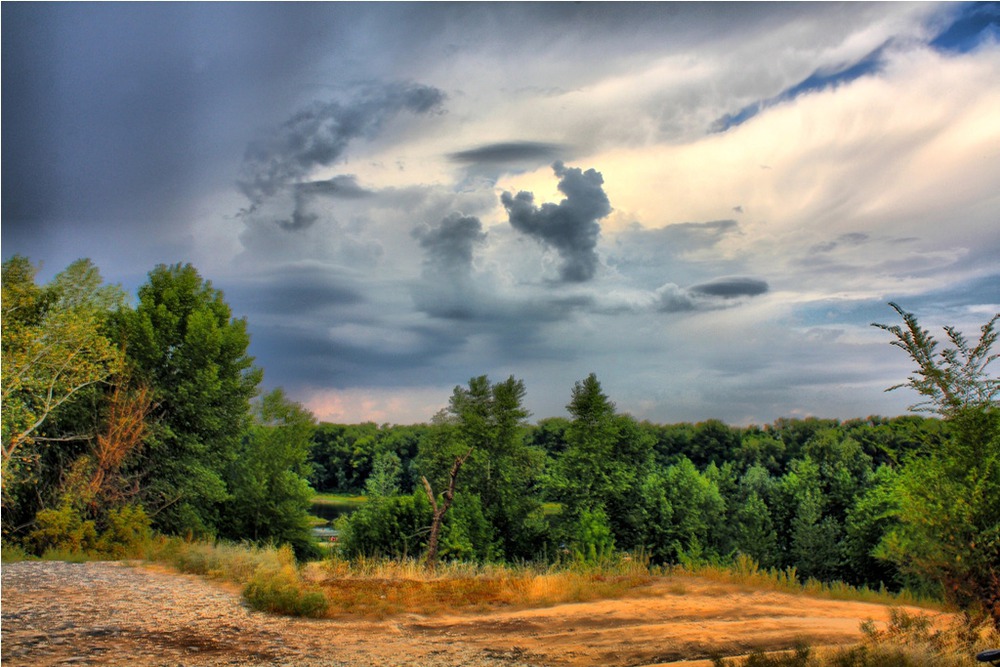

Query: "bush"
<box><xmin>28</xmin><ymin>503</ymin><xmax>98</xmax><ymax>555</ymax></box>
<box><xmin>96</xmin><ymin>504</ymin><xmax>152</xmax><ymax>557</ymax></box>
<box><xmin>25</xmin><ymin>501</ymin><xmax>153</xmax><ymax>559</ymax></box>
<box><xmin>336</xmin><ymin>491</ymin><xmax>431</xmax><ymax>559</ymax></box>
<box><xmin>242</xmin><ymin>545</ymin><xmax>329</xmax><ymax>617</ymax></box>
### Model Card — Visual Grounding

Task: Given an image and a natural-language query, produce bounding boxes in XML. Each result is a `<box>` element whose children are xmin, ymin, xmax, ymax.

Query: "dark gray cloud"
<box><xmin>249</xmin><ymin>320</ymin><xmax>472</xmax><ymax>389</ymax></box>
<box><xmin>410</xmin><ymin>213</ymin><xmax>487</xmax><ymax>321</ymax></box>
<box><xmin>501</xmin><ymin>161</ymin><xmax>611</xmax><ymax>282</ymax></box>
<box><xmin>651</xmin><ymin>277</ymin><xmax>769</xmax><ymax>313</ymax></box>
<box><xmin>689</xmin><ymin>276</ymin><xmax>770</xmax><ymax>298</ymax></box>
<box><xmin>238</xmin><ymin>84</ymin><xmax>445</xmax><ymax>204</ymax></box>
<box><xmin>413</xmin><ymin>213</ymin><xmax>487</xmax><ymax>277</ymax></box>
<box><xmin>654</xmin><ymin>284</ymin><xmax>698</xmax><ymax>313</ymax></box>
<box><xmin>295</xmin><ymin>175</ymin><xmax>374</xmax><ymax>199</ymax></box>
<box><xmin>224</xmin><ymin>264</ymin><xmax>365</xmax><ymax>316</ymax></box>
<box><xmin>449</xmin><ymin>142</ymin><xmax>565</xmax><ymax>165</ymax></box>
<box><xmin>237</xmin><ymin>83</ymin><xmax>445</xmax><ymax>229</ymax></box>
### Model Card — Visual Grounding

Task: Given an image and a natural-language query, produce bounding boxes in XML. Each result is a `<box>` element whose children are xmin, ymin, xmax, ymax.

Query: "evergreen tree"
<box><xmin>554</xmin><ymin>374</ymin><xmax>652</xmax><ymax>528</ymax></box>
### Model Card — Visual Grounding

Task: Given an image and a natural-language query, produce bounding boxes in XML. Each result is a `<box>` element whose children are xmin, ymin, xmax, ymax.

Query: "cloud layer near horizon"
<box><xmin>4</xmin><ymin>2</ymin><xmax>998</xmax><ymax>425</ymax></box>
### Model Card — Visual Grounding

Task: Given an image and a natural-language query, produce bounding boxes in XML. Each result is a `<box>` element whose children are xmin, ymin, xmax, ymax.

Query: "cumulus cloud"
<box><xmin>237</xmin><ymin>83</ymin><xmax>445</xmax><ymax>229</ymax></box>
<box><xmin>410</xmin><ymin>213</ymin><xmax>487</xmax><ymax>320</ymax></box>
<box><xmin>501</xmin><ymin>161</ymin><xmax>611</xmax><ymax>282</ymax></box>
<box><xmin>413</xmin><ymin>213</ymin><xmax>487</xmax><ymax>277</ymax></box>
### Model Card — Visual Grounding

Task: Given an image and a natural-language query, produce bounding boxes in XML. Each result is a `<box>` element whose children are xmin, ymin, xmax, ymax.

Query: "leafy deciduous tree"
<box><xmin>118</xmin><ymin>263</ymin><xmax>262</xmax><ymax>536</ymax></box>
<box><xmin>873</xmin><ymin>303</ymin><xmax>1000</xmax><ymax>627</ymax></box>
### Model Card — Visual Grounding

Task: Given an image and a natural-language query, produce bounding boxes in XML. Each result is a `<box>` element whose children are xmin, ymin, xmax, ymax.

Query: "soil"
<box><xmin>1</xmin><ymin>560</ymin><xmax>948</xmax><ymax>667</ymax></box>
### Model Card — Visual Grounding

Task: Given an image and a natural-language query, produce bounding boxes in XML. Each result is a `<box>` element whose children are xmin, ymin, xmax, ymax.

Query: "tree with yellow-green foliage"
<box><xmin>2</xmin><ymin>256</ymin><xmax>126</xmax><ymax>493</ymax></box>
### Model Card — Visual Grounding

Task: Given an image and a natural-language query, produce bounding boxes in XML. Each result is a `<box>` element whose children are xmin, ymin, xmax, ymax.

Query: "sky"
<box><xmin>3</xmin><ymin>2</ymin><xmax>999</xmax><ymax>426</ymax></box>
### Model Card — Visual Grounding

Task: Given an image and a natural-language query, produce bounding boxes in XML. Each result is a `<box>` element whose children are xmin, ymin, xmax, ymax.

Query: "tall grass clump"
<box><xmin>314</xmin><ymin>551</ymin><xmax>653</xmax><ymax>617</ymax></box>
<box><xmin>146</xmin><ymin>537</ymin><xmax>328</xmax><ymax>617</ymax></box>
<box><xmin>679</xmin><ymin>553</ymin><xmax>942</xmax><ymax>609</ymax></box>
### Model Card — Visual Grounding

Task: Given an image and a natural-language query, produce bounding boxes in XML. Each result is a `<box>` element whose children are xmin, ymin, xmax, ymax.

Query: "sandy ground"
<box><xmin>1</xmin><ymin>560</ymin><xmax>948</xmax><ymax>667</ymax></box>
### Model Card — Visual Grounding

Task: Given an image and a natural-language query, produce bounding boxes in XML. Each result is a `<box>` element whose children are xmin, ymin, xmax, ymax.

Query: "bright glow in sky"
<box><xmin>3</xmin><ymin>2</ymin><xmax>998</xmax><ymax>425</ymax></box>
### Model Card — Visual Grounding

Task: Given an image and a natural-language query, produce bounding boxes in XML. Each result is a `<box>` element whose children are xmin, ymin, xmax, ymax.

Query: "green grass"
<box><xmin>311</xmin><ymin>493</ymin><xmax>368</xmax><ymax>506</ymax></box>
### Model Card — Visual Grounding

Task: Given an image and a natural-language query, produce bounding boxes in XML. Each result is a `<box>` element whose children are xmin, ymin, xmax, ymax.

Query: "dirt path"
<box><xmin>1</xmin><ymin>560</ymin><xmax>946</xmax><ymax>667</ymax></box>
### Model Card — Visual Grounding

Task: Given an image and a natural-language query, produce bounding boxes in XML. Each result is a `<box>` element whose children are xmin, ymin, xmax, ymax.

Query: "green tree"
<box><xmin>118</xmin><ymin>263</ymin><xmax>262</xmax><ymax>536</ymax></box>
<box><xmin>689</xmin><ymin>419</ymin><xmax>741</xmax><ymax>468</ymax></box>
<box><xmin>2</xmin><ymin>257</ymin><xmax>125</xmax><ymax>488</ymax></box>
<box><xmin>790</xmin><ymin>489</ymin><xmax>843</xmax><ymax>581</ymax></box>
<box><xmin>873</xmin><ymin>303</ymin><xmax>1000</xmax><ymax>627</ymax></box>
<box><xmin>732</xmin><ymin>491</ymin><xmax>780</xmax><ymax>568</ymax></box>
<box><xmin>425</xmin><ymin>375</ymin><xmax>545</xmax><ymax>561</ymax></box>
<box><xmin>553</xmin><ymin>374</ymin><xmax>652</xmax><ymax>532</ymax></box>
<box><xmin>221</xmin><ymin>389</ymin><xmax>318</xmax><ymax>559</ymax></box>
<box><xmin>842</xmin><ymin>465</ymin><xmax>902</xmax><ymax>588</ymax></box>
<box><xmin>337</xmin><ymin>490</ymin><xmax>432</xmax><ymax>559</ymax></box>
<box><xmin>2</xmin><ymin>258</ymin><xmax>129</xmax><ymax>540</ymax></box>
<box><xmin>365</xmin><ymin>449</ymin><xmax>402</xmax><ymax>498</ymax></box>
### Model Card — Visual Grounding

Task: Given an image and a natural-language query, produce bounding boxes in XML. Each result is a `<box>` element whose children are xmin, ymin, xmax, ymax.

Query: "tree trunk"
<box><xmin>421</xmin><ymin>448</ymin><xmax>472</xmax><ymax>571</ymax></box>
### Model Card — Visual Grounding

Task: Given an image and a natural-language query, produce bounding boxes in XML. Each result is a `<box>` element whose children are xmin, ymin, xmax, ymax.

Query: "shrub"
<box><xmin>95</xmin><ymin>504</ymin><xmax>152</xmax><ymax>557</ymax></box>
<box><xmin>28</xmin><ymin>503</ymin><xmax>98</xmax><ymax>555</ymax></box>
<box><xmin>242</xmin><ymin>545</ymin><xmax>329</xmax><ymax>617</ymax></box>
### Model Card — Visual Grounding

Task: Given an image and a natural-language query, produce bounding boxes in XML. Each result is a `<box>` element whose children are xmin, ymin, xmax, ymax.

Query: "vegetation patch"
<box><xmin>313</xmin><ymin>554</ymin><xmax>653</xmax><ymax>618</ymax></box>
<box><xmin>311</xmin><ymin>493</ymin><xmax>368</xmax><ymax>507</ymax></box>
<box><xmin>713</xmin><ymin>608</ymin><xmax>1000</xmax><ymax>667</ymax></box>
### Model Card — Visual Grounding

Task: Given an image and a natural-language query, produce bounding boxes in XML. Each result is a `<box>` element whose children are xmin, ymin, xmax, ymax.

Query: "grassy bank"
<box><xmin>311</xmin><ymin>493</ymin><xmax>367</xmax><ymax>506</ymax></box>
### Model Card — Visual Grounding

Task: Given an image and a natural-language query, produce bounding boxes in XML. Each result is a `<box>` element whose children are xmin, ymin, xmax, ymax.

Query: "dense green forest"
<box><xmin>2</xmin><ymin>256</ymin><xmax>998</xmax><ymax>627</ymax></box>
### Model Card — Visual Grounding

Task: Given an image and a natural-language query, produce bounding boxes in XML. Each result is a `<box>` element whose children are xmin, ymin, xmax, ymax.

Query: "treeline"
<box><xmin>317</xmin><ymin>308</ymin><xmax>998</xmax><ymax>626</ymax></box>
<box><xmin>311</xmin><ymin>385</ymin><xmax>945</xmax><ymax>588</ymax></box>
<box><xmin>2</xmin><ymin>257</ymin><xmax>318</xmax><ymax>558</ymax></box>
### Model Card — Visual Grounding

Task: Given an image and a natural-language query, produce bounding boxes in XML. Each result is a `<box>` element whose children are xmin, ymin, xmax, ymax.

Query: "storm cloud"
<box><xmin>237</xmin><ymin>83</ymin><xmax>445</xmax><ymax>229</ymax></box>
<box><xmin>296</xmin><ymin>175</ymin><xmax>374</xmax><ymax>199</ymax></box>
<box><xmin>5</xmin><ymin>2</ymin><xmax>998</xmax><ymax>426</ymax></box>
<box><xmin>414</xmin><ymin>213</ymin><xmax>487</xmax><ymax>277</ymax></box>
<box><xmin>501</xmin><ymin>161</ymin><xmax>611</xmax><ymax>282</ymax></box>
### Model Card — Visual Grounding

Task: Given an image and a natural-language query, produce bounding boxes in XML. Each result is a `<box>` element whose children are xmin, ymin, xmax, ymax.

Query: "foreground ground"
<box><xmin>1</xmin><ymin>560</ymin><xmax>947</xmax><ymax>667</ymax></box>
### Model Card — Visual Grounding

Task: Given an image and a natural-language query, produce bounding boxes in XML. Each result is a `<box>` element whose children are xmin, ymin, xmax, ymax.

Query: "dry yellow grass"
<box><xmin>307</xmin><ymin>555</ymin><xmax>654</xmax><ymax>617</ymax></box>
